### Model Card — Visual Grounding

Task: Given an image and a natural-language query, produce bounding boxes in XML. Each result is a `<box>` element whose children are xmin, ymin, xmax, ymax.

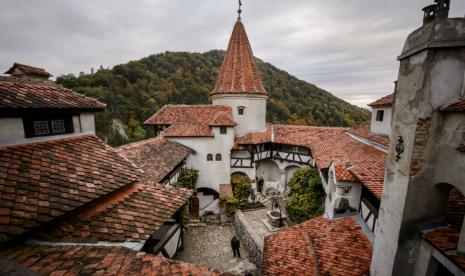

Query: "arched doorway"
<box><xmin>284</xmin><ymin>165</ymin><xmax>301</xmax><ymax>191</ymax></box>
<box><xmin>256</xmin><ymin>160</ymin><xmax>280</xmax><ymax>182</ymax></box>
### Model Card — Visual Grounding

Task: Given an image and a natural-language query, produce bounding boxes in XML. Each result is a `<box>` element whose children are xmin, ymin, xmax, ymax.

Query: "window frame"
<box><xmin>207</xmin><ymin>154</ymin><xmax>213</xmax><ymax>161</ymax></box>
<box><xmin>238</xmin><ymin>106</ymin><xmax>245</xmax><ymax>116</ymax></box>
<box><xmin>220</xmin><ymin>126</ymin><xmax>227</xmax><ymax>134</ymax></box>
<box><xmin>215</xmin><ymin>153</ymin><xmax>222</xmax><ymax>161</ymax></box>
<box><xmin>376</xmin><ymin>110</ymin><xmax>384</xmax><ymax>122</ymax></box>
<box><xmin>23</xmin><ymin>115</ymin><xmax>74</xmax><ymax>138</ymax></box>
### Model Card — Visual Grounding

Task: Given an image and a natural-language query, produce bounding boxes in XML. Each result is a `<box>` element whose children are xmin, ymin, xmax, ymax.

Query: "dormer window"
<box><xmin>376</xmin><ymin>110</ymin><xmax>384</xmax><ymax>122</ymax></box>
<box><xmin>23</xmin><ymin>115</ymin><xmax>74</xmax><ymax>138</ymax></box>
<box><xmin>238</xmin><ymin>106</ymin><xmax>245</xmax><ymax>116</ymax></box>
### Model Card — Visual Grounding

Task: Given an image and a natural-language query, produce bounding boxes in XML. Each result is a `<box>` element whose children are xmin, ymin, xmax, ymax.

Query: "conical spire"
<box><xmin>210</xmin><ymin>19</ymin><xmax>267</xmax><ymax>97</ymax></box>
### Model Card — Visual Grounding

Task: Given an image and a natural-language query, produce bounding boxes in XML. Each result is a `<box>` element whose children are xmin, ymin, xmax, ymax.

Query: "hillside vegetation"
<box><xmin>57</xmin><ymin>50</ymin><xmax>370</xmax><ymax>146</ymax></box>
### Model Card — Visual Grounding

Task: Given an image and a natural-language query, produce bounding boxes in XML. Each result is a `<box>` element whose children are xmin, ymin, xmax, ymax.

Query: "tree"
<box><xmin>231</xmin><ymin>174</ymin><xmax>252</xmax><ymax>207</ymax></box>
<box><xmin>285</xmin><ymin>167</ymin><xmax>325</xmax><ymax>224</ymax></box>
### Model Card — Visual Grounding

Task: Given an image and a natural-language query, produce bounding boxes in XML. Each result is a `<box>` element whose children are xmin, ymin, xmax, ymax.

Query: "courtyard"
<box><xmin>176</xmin><ymin>224</ymin><xmax>253</xmax><ymax>273</ymax></box>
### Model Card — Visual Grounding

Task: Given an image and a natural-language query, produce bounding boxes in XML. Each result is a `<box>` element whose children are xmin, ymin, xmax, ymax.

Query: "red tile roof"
<box><xmin>262</xmin><ymin>216</ymin><xmax>372</xmax><ymax>276</ymax></box>
<box><xmin>0</xmin><ymin>135</ymin><xmax>141</xmax><ymax>243</ymax></box>
<box><xmin>5</xmin><ymin>63</ymin><xmax>53</xmax><ymax>78</ymax></box>
<box><xmin>313</xmin><ymin>133</ymin><xmax>387</xmax><ymax>199</ymax></box>
<box><xmin>442</xmin><ymin>99</ymin><xmax>465</xmax><ymax>112</ymax></box>
<box><xmin>237</xmin><ymin>123</ymin><xmax>272</xmax><ymax>145</ymax></box>
<box><xmin>36</xmin><ymin>182</ymin><xmax>191</xmax><ymax>243</ymax></box>
<box><xmin>423</xmin><ymin>227</ymin><xmax>465</xmax><ymax>271</ymax></box>
<box><xmin>0</xmin><ymin>244</ymin><xmax>220</xmax><ymax>275</ymax></box>
<box><xmin>273</xmin><ymin>125</ymin><xmax>348</xmax><ymax>148</ymax></box>
<box><xmin>144</xmin><ymin>105</ymin><xmax>235</xmax><ymax>137</ymax></box>
<box><xmin>368</xmin><ymin>94</ymin><xmax>394</xmax><ymax>108</ymax></box>
<box><xmin>349</xmin><ymin>122</ymin><xmax>390</xmax><ymax>147</ymax></box>
<box><xmin>333</xmin><ymin>162</ymin><xmax>358</xmax><ymax>182</ymax></box>
<box><xmin>116</xmin><ymin>137</ymin><xmax>190</xmax><ymax>183</ymax></box>
<box><xmin>237</xmin><ymin>124</ymin><xmax>347</xmax><ymax>149</ymax></box>
<box><xmin>0</xmin><ymin>76</ymin><xmax>105</xmax><ymax>110</ymax></box>
<box><xmin>210</xmin><ymin>19</ymin><xmax>267</xmax><ymax>96</ymax></box>
<box><xmin>219</xmin><ymin>184</ymin><xmax>233</xmax><ymax>198</ymax></box>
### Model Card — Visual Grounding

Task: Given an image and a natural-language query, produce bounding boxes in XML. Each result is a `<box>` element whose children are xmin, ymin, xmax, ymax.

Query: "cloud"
<box><xmin>0</xmin><ymin>0</ymin><xmax>464</xmax><ymax>107</ymax></box>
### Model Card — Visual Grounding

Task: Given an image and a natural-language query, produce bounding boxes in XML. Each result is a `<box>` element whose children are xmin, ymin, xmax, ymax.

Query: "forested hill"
<box><xmin>57</xmin><ymin>50</ymin><xmax>370</xmax><ymax>146</ymax></box>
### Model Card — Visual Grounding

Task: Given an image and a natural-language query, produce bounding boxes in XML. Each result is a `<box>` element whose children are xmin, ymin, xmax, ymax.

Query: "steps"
<box><xmin>188</xmin><ymin>219</ymin><xmax>206</xmax><ymax>227</ymax></box>
<box><xmin>256</xmin><ymin>193</ymin><xmax>272</xmax><ymax>209</ymax></box>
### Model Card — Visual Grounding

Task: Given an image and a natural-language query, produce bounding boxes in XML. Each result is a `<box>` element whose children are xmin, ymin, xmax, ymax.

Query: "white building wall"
<box><xmin>0</xmin><ymin>118</ymin><xmax>25</xmax><ymax>142</ymax></box>
<box><xmin>168</xmin><ymin>126</ymin><xmax>235</xmax><ymax>192</ymax></box>
<box><xmin>370</xmin><ymin>107</ymin><xmax>392</xmax><ymax>137</ymax></box>
<box><xmin>212</xmin><ymin>94</ymin><xmax>267</xmax><ymax>137</ymax></box>
<box><xmin>74</xmin><ymin>113</ymin><xmax>96</xmax><ymax>134</ymax></box>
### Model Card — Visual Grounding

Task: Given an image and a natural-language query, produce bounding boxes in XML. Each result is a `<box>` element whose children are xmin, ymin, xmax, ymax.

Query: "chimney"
<box><xmin>435</xmin><ymin>0</ymin><xmax>450</xmax><ymax>19</ymax></box>
<box><xmin>422</xmin><ymin>0</ymin><xmax>450</xmax><ymax>25</ymax></box>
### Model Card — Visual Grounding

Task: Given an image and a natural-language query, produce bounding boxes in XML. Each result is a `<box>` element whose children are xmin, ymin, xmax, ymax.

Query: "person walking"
<box><xmin>257</xmin><ymin>176</ymin><xmax>264</xmax><ymax>194</ymax></box>
<box><xmin>231</xmin><ymin>235</ymin><xmax>241</xmax><ymax>258</ymax></box>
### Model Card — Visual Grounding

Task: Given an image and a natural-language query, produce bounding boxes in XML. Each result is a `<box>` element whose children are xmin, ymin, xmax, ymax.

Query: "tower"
<box><xmin>210</xmin><ymin>16</ymin><xmax>268</xmax><ymax>137</ymax></box>
<box><xmin>371</xmin><ymin>2</ymin><xmax>465</xmax><ymax>275</ymax></box>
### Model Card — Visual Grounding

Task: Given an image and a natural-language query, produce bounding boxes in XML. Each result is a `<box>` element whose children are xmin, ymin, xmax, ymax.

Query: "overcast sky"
<box><xmin>1</xmin><ymin>1</ymin><xmax>464</xmax><ymax>107</ymax></box>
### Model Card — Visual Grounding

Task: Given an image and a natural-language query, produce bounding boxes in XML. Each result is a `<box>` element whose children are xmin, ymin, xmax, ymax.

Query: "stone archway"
<box><xmin>284</xmin><ymin>165</ymin><xmax>301</xmax><ymax>191</ymax></box>
<box><xmin>256</xmin><ymin>159</ymin><xmax>280</xmax><ymax>182</ymax></box>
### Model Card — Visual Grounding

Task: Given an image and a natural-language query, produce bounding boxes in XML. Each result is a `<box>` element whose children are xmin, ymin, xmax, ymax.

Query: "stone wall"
<box><xmin>232</xmin><ymin>210</ymin><xmax>263</xmax><ymax>270</ymax></box>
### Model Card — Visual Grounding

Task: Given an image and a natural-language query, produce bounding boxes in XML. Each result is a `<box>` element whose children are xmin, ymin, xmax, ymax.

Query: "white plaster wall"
<box><xmin>0</xmin><ymin>118</ymin><xmax>25</xmax><ymax>142</ymax></box>
<box><xmin>168</xmin><ymin>126</ymin><xmax>234</xmax><ymax>192</ymax></box>
<box><xmin>212</xmin><ymin>95</ymin><xmax>267</xmax><ymax>137</ymax></box>
<box><xmin>79</xmin><ymin>113</ymin><xmax>96</xmax><ymax>134</ymax></box>
<box><xmin>163</xmin><ymin>227</ymin><xmax>181</xmax><ymax>258</ymax></box>
<box><xmin>370</xmin><ymin>107</ymin><xmax>392</xmax><ymax>137</ymax></box>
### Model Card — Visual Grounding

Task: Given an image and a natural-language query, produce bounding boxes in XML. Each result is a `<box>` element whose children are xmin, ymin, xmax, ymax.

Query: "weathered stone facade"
<box><xmin>232</xmin><ymin>210</ymin><xmax>264</xmax><ymax>269</ymax></box>
<box><xmin>371</xmin><ymin>10</ymin><xmax>465</xmax><ymax>276</ymax></box>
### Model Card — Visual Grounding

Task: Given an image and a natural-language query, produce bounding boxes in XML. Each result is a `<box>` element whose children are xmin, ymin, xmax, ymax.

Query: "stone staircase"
<box><xmin>188</xmin><ymin>218</ymin><xmax>206</xmax><ymax>227</ymax></box>
<box><xmin>256</xmin><ymin>193</ymin><xmax>272</xmax><ymax>209</ymax></box>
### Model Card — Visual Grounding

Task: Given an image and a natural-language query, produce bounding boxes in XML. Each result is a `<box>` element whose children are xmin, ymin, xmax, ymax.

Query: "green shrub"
<box><xmin>285</xmin><ymin>167</ymin><xmax>324</xmax><ymax>224</ymax></box>
<box><xmin>220</xmin><ymin>196</ymin><xmax>240</xmax><ymax>215</ymax></box>
<box><xmin>231</xmin><ymin>174</ymin><xmax>252</xmax><ymax>207</ymax></box>
<box><xmin>174</xmin><ymin>168</ymin><xmax>199</xmax><ymax>189</ymax></box>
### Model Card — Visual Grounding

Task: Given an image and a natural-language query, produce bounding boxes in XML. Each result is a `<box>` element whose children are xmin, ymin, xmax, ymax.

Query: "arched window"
<box><xmin>207</xmin><ymin>154</ymin><xmax>213</xmax><ymax>161</ymax></box>
<box><xmin>238</xmin><ymin>106</ymin><xmax>245</xmax><ymax>116</ymax></box>
<box><xmin>215</xmin><ymin>154</ymin><xmax>222</xmax><ymax>161</ymax></box>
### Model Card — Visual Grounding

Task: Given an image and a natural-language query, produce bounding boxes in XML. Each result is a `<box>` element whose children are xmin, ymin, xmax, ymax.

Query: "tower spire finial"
<box><xmin>238</xmin><ymin>0</ymin><xmax>242</xmax><ymax>19</ymax></box>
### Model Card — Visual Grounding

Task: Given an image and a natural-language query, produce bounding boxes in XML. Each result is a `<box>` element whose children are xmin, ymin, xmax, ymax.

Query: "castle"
<box><xmin>0</xmin><ymin>0</ymin><xmax>464</xmax><ymax>275</ymax></box>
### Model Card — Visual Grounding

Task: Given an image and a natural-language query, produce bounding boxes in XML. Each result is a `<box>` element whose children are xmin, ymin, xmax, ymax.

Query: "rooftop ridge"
<box><xmin>210</xmin><ymin>19</ymin><xmax>267</xmax><ymax>96</ymax></box>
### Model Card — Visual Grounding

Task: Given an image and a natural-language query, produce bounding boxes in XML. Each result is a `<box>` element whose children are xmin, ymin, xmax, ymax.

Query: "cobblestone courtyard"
<box><xmin>175</xmin><ymin>224</ymin><xmax>250</xmax><ymax>273</ymax></box>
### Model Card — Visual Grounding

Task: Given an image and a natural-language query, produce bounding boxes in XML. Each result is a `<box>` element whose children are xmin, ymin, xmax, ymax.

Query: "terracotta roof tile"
<box><xmin>0</xmin><ymin>76</ymin><xmax>105</xmax><ymax>110</ymax></box>
<box><xmin>334</xmin><ymin>162</ymin><xmax>358</xmax><ymax>182</ymax></box>
<box><xmin>349</xmin><ymin>122</ymin><xmax>390</xmax><ymax>147</ymax></box>
<box><xmin>36</xmin><ymin>182</ymin><xmax>191</xmax><ymax>243</ymax></box>
<box><xmin>237</xmin><ymin>123</ymin><xmax>272</xmax><ymax>145</ymax></box>
<box><xmin>313</xmin><ymin>133</ymin><xmax>387</xmax><ymax>199</ymax></box>
<box><xmin>262</xmin><ymin>216</ymin><xmax>372</xmax><ymax>276</ymax></box>
<box><xmin>5</xmin><ymin>63</ymin><xmax>53</xmax><ymax>78</ymax></box>
<box><xmin>116</xmin><ymin>137</ymin><xmax>190</xmax><ymax>183</ymax></box>
<box><xmin>237</xmin><ymin>124</ymin><xmax>347</xmax><ymax>148</ymax></box>
<box><xmin>368</xmin><ymin>94</ymin><xmax>394</xmax><ymax>108</ymax></box>
<box><xmin>273</xmin><ymin>125</ymin><xmax>348</xmax><ymax>148</ymax></box>
<box><xmin>219</xmin><ymin>184</ymin><xmax>233</xmax><ymax>198</ymax></box>
<box><xmin>423</xmin><ymin>227</ymin><xmax>465</xmax><ymax>271</ymax></box>
<box><xmin>442</xmin><ymin>99</ymin><xmax>465</xmax><ymax>112</ymax></box>
<box><xmin>211</xmin><ymin>20</ymin><xmax>267</xmax><ymax>96</ymax></box>
<box><xmin>0</xmin><ymin>135</ymin><xmax>140</xmax><ymax>243</ymax></box>
<box><xmin>0</xmin><ymin>244</ymin><xmax>220</xmax><ymax>275</ymax></box>
<box><xmin>144</xmin><ymin>105</ymin><xmax>235</xmax><ymax>137</ymax></box>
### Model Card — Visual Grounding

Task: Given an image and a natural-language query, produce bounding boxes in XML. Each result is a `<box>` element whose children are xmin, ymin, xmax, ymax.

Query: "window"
<box><xmin>207</xmin><ymin>154</ymin><xmax>213</xmax><ymax>161</ymax></box>
<box><xmin>220</xmin><ymin>126</ymin><xmax>227</xmax><ymax>134</ymax></box>
<box><xmin>376</xmin><ymin>110</ymin><xmax>384</xmax><ymax>122</ymax></box>
<box><xmin>238</xmin><ymin>106</ymin><xmax>245</xmax><ymax>116</ymax></box>
<box><xmin>215</xmin><ymin>154</ymin><xmax>222</xmax><ymax>161</ymax></box>
<box><xmin>24</xmin><ymin>115</ymin><xmax>74</xmax><ymax>138</ymax></box>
